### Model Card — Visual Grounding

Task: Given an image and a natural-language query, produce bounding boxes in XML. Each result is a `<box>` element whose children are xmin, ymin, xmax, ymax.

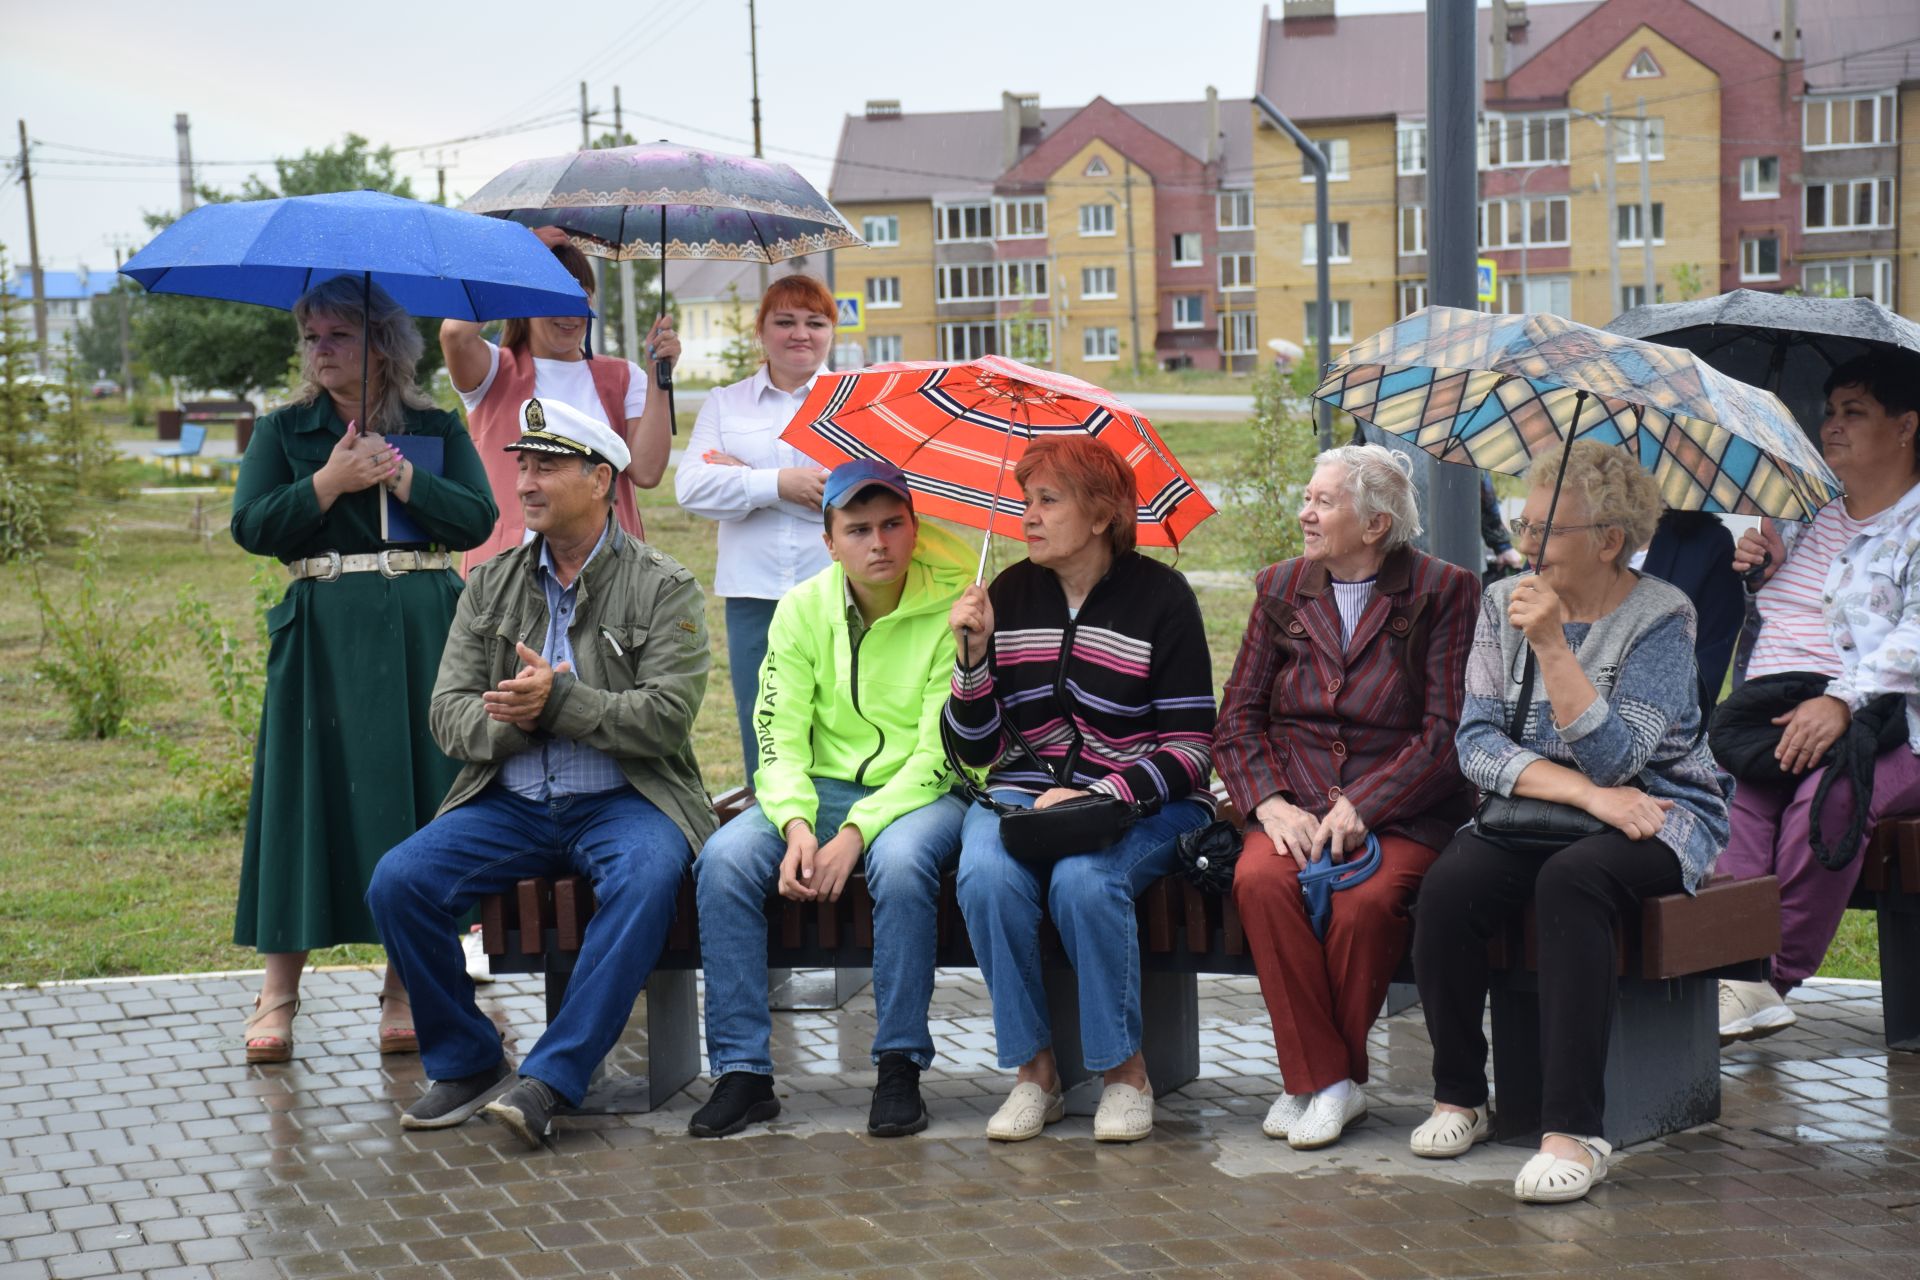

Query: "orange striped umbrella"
<box><xmin>779</xmin><ymin>355</ymin><xmax>1216</xmax><ymax>564</ymax></box>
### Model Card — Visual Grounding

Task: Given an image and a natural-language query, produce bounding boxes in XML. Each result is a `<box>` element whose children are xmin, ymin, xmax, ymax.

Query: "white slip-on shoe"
<box><xmin>985</xmin><ymin>1081</ymin><xmax>1065</xmax><ymax>1142</ymax></box>
<box><xmin>1514</xmin><ymin>1133</ymin><xmax>1611</xmax><ymax>1204</ymax></box>
<box><xmin>1093</xmin><ymin>1082</ymin><xmax>1154</xmax><ymax>1143</ymax></box>
<box><xmin>1718</xmin><ymin>979</ymin><xmax>1796</xmax><ymax>1044</ymax></box>
<box><xmin>1263</xmin><ymin>1092</ymin><xmax>1310</xmax><ymax>1140</ymax></box>
<box><xmin>1287</xmin><ymin>1084</ymin><xmax>1367</xmax><ymax>1151</ymax></box>
<box><xmin>1410</xmin><ymin>1103</ymin><xmax>1491</xmax><ymax>1158</ymax></box>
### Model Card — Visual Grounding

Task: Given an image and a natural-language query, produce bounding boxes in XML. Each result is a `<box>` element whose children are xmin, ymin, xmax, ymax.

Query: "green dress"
<box><xmin>230</xmin><ymin>398</ymin><xmax>498</xmax><ymax>952</ymax></box>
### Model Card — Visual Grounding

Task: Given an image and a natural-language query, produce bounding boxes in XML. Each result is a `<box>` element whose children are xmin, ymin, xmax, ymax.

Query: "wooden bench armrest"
<box><xmin>1639</xmin><ymin>874</ymin><xmax>1781</xmax><ymax>981</ymax></box>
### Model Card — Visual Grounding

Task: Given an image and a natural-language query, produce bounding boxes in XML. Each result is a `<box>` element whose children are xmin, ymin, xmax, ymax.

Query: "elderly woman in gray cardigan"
<box><xmin>1409</xmin><ymin>442</ymin><xmax>1730</xmax><ymax>1205</ymax></box>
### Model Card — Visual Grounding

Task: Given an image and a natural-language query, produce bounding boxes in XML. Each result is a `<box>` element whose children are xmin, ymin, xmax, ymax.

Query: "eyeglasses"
<box><xmin>1508</xmin><ymin>517</ymin><xmax>1607</xmax><ymax>540</ymax></box>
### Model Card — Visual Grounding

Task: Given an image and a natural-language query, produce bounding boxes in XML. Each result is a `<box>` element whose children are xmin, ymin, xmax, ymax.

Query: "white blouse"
<box><xmin>675</xmin><ymin>364</ymin><xmax>833</xmax><ymax>600</ymax></box>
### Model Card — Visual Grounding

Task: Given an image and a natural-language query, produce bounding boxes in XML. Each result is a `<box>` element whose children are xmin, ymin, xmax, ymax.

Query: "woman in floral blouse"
<box><xmin>1718</xmin><ymin>352</ymin><xmax>1920</xmax><ymax>1044</ymax></box>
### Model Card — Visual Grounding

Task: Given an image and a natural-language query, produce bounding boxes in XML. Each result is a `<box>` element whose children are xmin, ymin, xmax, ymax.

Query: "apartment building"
<box><xmin>828</xmin><ymin>92</ymin><xmax>1256</xmax><ymax>379</ymax></box>
<box><xmin>1253</xmin><ymin>0</ymin><xmax>1920</xmax><ymax>358</ymax></box>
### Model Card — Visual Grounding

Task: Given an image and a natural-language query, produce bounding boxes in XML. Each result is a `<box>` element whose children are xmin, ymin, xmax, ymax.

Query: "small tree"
<box><xmin>0</xmin><ymin>243</ymin><xmax>44</xmax><ymax>472</ymax></box>
<box><xmin>717</xmin><ymin>283</ymin><xmax>762</xmax><ymax>383</ymax></box>
<box><xmin>28</xmin><ymin>524</ymin><xmax>168</xmax><ymax>739</ymax></box>
<box><xmin>1668</xmin><ymin>262</ymin><xmax>1709</xmax><ymax>302</ymax></box>
<box><xmin>1234</xmin><ymin>363</ymin><xmax>1323</xmax><ymax>566</ymax></box>
<box><xmin>51</xmin><ymin>341</ymin><xmax>125</xmax><ymax>501</ymax></box>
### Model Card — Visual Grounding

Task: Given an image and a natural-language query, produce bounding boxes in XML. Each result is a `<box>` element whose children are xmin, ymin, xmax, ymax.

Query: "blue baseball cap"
<box><xmin>823</xmin><ymin>458</ymin><xmax>914</xmax><ymax>511</ymax></box>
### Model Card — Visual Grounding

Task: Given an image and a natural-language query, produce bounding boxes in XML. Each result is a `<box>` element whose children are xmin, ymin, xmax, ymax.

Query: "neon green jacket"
<box><xmin>751</xmin><ymin>521</ymin><xmax>973</xmax><ymax>843</ymax></box>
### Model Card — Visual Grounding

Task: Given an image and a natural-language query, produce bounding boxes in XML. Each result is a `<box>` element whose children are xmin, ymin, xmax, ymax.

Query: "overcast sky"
<box><xmin>2</xmin><ymin>0</ymin><xmax>1549</xmax><ymax>275</ymax></box>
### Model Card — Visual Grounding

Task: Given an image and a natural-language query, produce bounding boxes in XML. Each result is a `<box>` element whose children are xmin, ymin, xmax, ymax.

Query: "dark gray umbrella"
<box><xmin>1607</xmin><ymin>289</ymin><xmax>1920</xmax><ymax>441</ymax></box>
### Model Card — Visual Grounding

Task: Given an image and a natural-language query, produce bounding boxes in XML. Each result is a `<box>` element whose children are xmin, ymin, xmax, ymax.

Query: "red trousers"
<box><xmin>1233</xmin><ymin>830</ymin><xmax>1438</xmax><ymax>1094</ymax></box>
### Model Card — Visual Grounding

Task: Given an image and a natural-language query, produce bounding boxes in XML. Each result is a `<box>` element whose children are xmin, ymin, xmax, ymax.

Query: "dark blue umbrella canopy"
<box><xmin>119</xmin><ymin>189</ymin><xmax>591</xmax><ymax>319</ymax></box>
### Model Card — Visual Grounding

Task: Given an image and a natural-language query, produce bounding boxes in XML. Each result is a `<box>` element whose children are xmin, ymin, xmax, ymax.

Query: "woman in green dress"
<box><xmin>230</xmin><ymin>277</ymin><xmax>497</xmax><ymax>1064</ymax></box>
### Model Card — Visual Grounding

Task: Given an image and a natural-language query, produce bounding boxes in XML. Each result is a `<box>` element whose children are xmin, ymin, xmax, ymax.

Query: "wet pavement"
<box><xmin>2</xmin><ymin>967</ymin><xmax>1917</xmax><ymax>1279</ymax></box>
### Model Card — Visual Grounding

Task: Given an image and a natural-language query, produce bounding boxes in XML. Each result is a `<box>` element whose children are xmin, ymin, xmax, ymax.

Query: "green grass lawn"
<box><xmin>0</xmin><ymin>416</ymin><xmax>1885</xmax><ymax>986</ymax></box>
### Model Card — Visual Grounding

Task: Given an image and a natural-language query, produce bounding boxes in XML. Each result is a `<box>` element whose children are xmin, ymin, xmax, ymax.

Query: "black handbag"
<box><xmin>1173</xmin><ymin>819</ymin><xmax>1243</xmax><ymax>893</ymax></box>
<box><xmin>1471</xmin><ymin>647</ymin><xmax>1611</xmax><ymax>854</ymax></box>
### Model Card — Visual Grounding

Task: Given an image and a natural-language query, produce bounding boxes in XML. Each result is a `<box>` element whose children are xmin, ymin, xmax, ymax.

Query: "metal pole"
<box><xmin>16</xmin><ymin>120</ymin><xmax>47</xmax><ymax>371</ymax></box>
<box><xmin>1637</xmin><ymin>97</ymin><xmax>1656</xmax><ymax>300</ymax></box>
<box><xmin>1122</xmin><ymin>160</ymin><xmax>1143</xmax><ymax>379</ymax></box>
<box><xmin>1604</xmin><ymin>95</ymin><xmax>1621</xmax><ymax>313</ymax></box>
<box><xmin>1419</xmin><ymin>0</ymin><xmax>1482</xmax><ymax>573</ymax></box>
<box><xmin>749</xmin><ymin>0</ymin><xmax>769</xmax><ymax>302</ymax></box>
<box><xmin>1250</xmin><ymin>92</ymin><xmax>1332</xmax><ymax>449</ymax></box>
<box><xmin>174</xmin><ymin>113</ymin><xmax>195</xmax><ymax>216</ymax></box>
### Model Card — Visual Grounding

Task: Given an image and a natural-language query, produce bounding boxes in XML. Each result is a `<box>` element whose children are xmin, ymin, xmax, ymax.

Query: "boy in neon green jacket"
<box><xmin>692</xmin><ymin>459</ymin><xmax>972</xmax><ymax>1139</ymax></box>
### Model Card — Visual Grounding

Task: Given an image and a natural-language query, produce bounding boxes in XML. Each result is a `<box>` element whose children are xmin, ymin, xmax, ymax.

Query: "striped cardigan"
<box><xmin>1213</xmin><ymin>547</ymin><xmax>1480</xmax><ymax>851</ymax></box>
<box><xmin>944</xmin><ymin>552</ymin><xmax>1216</xmax><ymax>808</ymax></box>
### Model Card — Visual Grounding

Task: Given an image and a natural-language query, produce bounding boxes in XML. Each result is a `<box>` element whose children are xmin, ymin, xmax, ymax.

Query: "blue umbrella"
<box><xmin>121</xmin><ymin>189</ymin><xmax>591</xmax><ymax>424</ymax></box>
<box><xmin>1298</xmin><ymin>834</ymin><xmax>1383</xmax><ymax>941</ymax></box>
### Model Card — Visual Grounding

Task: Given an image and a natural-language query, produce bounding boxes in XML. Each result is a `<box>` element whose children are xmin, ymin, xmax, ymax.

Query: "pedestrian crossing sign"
<box><xmin>1476</xmin><ymin>258</ymin><xmax>1498</xmax><ymax>304</ymax></box>
<box><xmin>834</xmin><ymin>293</ymin><xmax>864</xmax><ymax>333</ymax></box>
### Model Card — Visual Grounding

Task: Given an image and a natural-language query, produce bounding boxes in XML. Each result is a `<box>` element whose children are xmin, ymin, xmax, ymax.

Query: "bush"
<box><xmin>26</xmin><ymin>524</ymin><xmax>168</xmax><ymax>738</ymax></box>
<box><xmin>1230</xmin><ymin>364</ymin><xmax>1323</xmax><ymax>566</ymax></box>
<box><xmin>0</xmin><ymin>462</ymin><xmax>48</xmax><ymax>562</ymax></box>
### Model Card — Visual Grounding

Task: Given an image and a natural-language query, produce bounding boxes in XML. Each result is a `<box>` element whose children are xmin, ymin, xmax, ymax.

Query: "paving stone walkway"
<box><xmin>2</xmin><ymin>968</ymin><xmax>1917</xmax><ymax>1279</ymax></box>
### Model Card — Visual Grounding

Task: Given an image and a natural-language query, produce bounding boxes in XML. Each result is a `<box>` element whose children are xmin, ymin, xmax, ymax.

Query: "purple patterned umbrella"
<box><xmin>463</xmin><ymin>142</ymin><xmax>863</xmax><ymax>423</ymax></box>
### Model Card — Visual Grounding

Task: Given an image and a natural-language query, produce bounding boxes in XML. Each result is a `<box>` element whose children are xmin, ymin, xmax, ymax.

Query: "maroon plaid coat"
<box><xmin>1213</xmin><ymin>546</ymin><xmax>1480</xmax><ymax>851</ymax></box>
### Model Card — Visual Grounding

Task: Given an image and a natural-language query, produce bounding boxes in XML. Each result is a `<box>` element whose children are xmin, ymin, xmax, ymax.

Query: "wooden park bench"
<box><xmin>1853</xmin><ymin>817</ymin><xmax>1920</xmax><ymax>1052</ymax></box>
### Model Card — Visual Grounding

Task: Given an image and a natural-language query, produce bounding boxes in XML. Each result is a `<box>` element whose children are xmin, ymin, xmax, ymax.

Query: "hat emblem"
<box><xmin>525</xmin><ymin>399</ymin><xmax>547</xmax><ymax>430</ymax></box>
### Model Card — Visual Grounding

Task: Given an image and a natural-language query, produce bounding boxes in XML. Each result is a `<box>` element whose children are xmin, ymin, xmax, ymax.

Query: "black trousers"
<box><xmin>1412</xmin><ymin>827</ymin><xmax>1684</xmax><ymax>1137</ymax></box>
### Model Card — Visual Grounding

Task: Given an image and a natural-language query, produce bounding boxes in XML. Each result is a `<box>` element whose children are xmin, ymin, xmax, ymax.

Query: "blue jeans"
<box><xmin>956</xmin><ymin>790</ymin><xmax>1210</xmax><ymax>1072</ymax></box>
<box><xmin>723</xmin><ymin>596</ymin><xmax>779</xmax><ymax>785</ymax></box>
<box><xmin>694</xmin><ymin>777</ymin><xmax>966</xmax><ymax>1076</ymax></box>
<box><xmin>367</xmin><ymin>783</ymin><xmax>691</xmax><ymax>1106</ymax></box>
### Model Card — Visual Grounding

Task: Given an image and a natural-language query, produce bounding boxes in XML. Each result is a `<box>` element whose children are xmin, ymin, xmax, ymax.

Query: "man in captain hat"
<box><xmin>369</xmin><ymin>396</ymin><xmax>716</xmax><ymax>1148</ymax></box>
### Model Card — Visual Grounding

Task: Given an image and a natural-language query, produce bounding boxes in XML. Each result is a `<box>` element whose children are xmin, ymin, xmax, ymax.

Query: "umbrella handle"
<box><xmin>656</xmin><ymin>356</ymin><xmax>676</xmax><ymax>436</ymax></box>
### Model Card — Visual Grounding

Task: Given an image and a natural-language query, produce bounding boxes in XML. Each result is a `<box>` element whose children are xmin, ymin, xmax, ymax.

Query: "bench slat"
<box><xmin>554</xmin><ymin>877</ymin><xmax>592</xmax><ymax>952</ymax></box>
<box><xmin>515</xmin><ymin>879</ymin><xmax>551</xmax><ymax>956</ymax></box>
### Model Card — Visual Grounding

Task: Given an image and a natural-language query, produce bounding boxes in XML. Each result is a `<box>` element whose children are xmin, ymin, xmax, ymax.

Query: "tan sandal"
<box><xmin>378</xmin><ymin>992</ymin><xmax>418</xmax><ymax>1055</ymax></box>
<box><xmin>244</xmin><ymin>993</ymin><xmax>299</xmax><ymax>1065</ymax></box>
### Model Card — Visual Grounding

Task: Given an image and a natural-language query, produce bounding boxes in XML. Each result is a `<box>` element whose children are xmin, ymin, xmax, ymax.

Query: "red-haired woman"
<box><xmin>675</xmin><ymin>274</ymin><xmax>838</xmax><ymax>781</ymax></box>
<box><xmin>439</xmin><ymin>227</ymin><xmax>681</xmax><ymax>573</ymax></box>
<box><xmin>945</xmin><ymin>436</ymin><xmax>1217</xmax><ymax>1145</ymax></box>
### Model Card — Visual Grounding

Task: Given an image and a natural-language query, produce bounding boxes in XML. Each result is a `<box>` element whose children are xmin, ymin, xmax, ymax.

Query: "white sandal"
<box><xmin>986</xmin><ymin>1081</ymin><xmax>1064</xmax><ymax>1142</ymax></box>
<box><xmin>1093</xmin><ymin>1081</ymin><xmax>1154</xmax><ymax>1143</ymax></box>
<box><xmin>1263</xmin><ymin>1092</ymin><xmax>1310</xmax><ymax>1140</ymax></box>
<box><xmin>1410</xmin><ymin>1104</ymin><xmax>1490</xmax><ymax>1158</ymax></box>
<box><xmin>1513</xmin><ymin>1133</ymin><xmax>1611</xmax><ymax>1203</ymax></box>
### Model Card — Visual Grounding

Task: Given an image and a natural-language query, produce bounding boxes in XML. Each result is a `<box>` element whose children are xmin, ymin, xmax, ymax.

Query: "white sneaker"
<box><xmin>1263</xmin><ymin>1092</ymin><xmax>1310</xmax><ymax>1140</ymax></box>
<box><xmin>1287</xmin><ymin>1082</ymin><xmax>1367</xmax><ymax>1151</ymax></box>
<box><xmin>462</xmin><ymin>927</ymin><xmax>496</xmax><ymax>984</ymax></box>
<box><xmin>1719</xmin><ymin>979</ymin><xmax>1795</xmax><ymax>1044</ymax></box>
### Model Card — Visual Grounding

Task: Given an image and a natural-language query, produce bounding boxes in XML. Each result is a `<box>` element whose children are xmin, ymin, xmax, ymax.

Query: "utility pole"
<box><xmin>16</xmin><ymin>120</ymin><xmax>47</xmax><ymax>372</ymax></box>
<box><xmin>580</xmin><ymin>81</ymin><xmax>605</xmax><ymax>353</ymax></box>
<box><xmin>431</xmin><ymin>149</ymin><xmax>452</xmax><ymax>205</ymax></box>
<box><xmin>1121</xmin><ymin>159</ymin><xmax>1143</xmax><ymax>379</ymax></box>
<box><xmin>1604</xmin><ymin>94</ymin><xmax>1621</xmax><ymax>314</ymax></box>
<box><xmin>174</xmin><ymin>113</ymin><xmax>195</xmax><ymax>215</ymax></box>
<box><xmin>107</xmin><ymin>237</ymin><xmax>135</xmax><ymax>392</ymax></box>
<box><xmin>1637</xmin><ymin>97</ymin><xmax>1656</xmax><ymax>301</ymax></box>
<box><xmin>749</xmin><ymin>0</ymin><xmax>770</xmax><ymax>303</ymax></box>
<box><xmin>614</xmin><ymin>86</ymin><xmax>640</xmax><ymax>361</ymax></box>
<box><xmin>1421</xmin><ymin>0</ymin><xmax>1481</xmax><ymax>573</ymax></box>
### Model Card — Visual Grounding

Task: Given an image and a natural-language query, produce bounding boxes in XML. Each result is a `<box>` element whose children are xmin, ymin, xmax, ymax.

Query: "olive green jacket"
<box><xmin>430</xmin><ymin>523</ymin><xmax>718</xmax><ymax>853</ymax></box>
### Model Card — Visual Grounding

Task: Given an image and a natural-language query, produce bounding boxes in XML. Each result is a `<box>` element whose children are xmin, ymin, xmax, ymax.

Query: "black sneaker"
<box><xmin>399</xmin><ymin>1058</ymin><xmax>512</xmax><ymax>1130</ymax></box>
<box><xmin>482</xmin><ymin>1075</ymin><xmax>563</xmax><ymax>1149</ymax></box>
<box><xmin>688</xmin><ymin>1071</ymin><xmax>780</xmax><ymax>1138</ymax></box>
<box><xmin>868</xmin><ymin>1052</ymin><xmax>928</xmax><ymax>1138</ymax></box>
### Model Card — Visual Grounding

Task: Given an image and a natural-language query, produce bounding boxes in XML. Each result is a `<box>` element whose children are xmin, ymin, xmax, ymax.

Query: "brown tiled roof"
<box><xmin>1690</xmin><ymin>0</ymin><xmax>1920</xmax><ymax>89</ymax></box>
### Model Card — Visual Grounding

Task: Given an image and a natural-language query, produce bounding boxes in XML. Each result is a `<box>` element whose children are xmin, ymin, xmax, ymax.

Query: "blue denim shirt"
<box><xmin>499</xmin><ymin>519</ymin><xmax>629</xmax><ymax>800</ymax></box>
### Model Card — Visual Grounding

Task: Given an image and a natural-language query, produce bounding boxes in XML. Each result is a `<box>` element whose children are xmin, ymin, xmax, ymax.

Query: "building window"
<box><xmin>1078</xmin><ymin>203</ymin><xmax>1115</xmax><ymax>236</ymax></box>
<box><xmin>1397</xmin><ymin>280</ymin><xmax>1428</xmax><ymax>319</ymax></box>
<box><xmin>1478</xmin><ymin>197</ymin><xmax>1571</xmax><ymax>249</ymax></box>
<box><xmin>1398</xmin><ymin>206</ymin><xmax>1426</xmax><ymax>256</ymax></box>
<box><xmin>1612</xmin><ymin>117</ymin><xmax>1665</xmax><ymax>162</ymax></box>
<box><xmin>1805</xmin><ymin>178</ymin><xmax>1896</xmax><ymax>232</ymax></box>
<box><xmin>935</xmin><ymin>201</ymin><xmax>992</xmax><ymax>243</ymax></box>
<box><xmin>861</xmin><ymin>215</ymin><xmax>899</xmax><ymax>247</ymax></box>
<box><xmin>1804</xmin><ymin>91</ymin><xmax>1898</xmax><ymax>150</ymax></box>
<box><xmin>1172</xmin><ymin>294</ymin><xmax>1205</xmax><ymax>329</ymax></box>
<box><xmin>1002</xmin><ymin>318</ymin><xmax>1051</xmax><ymax>363</ymax></box>
<box><xmin>1221</xmin><ymin>312</ymin><xmax>1258</xmax><ymax>355</ymax></box>
<box><xmin>939</xmin><ymin>321</ymin><xmax>998</xmax><ymax>361</ymax></box>
<box><xmin>1301</xmin><ymin>222</ymin><xmax>1352</xmax><ymax>264</ymax></box>
<box><xmin>1626</xmin><ymin>49</ymin><xmax>1662</xmax><ymax>78</ymax></box>
<box><xmin>1396</xmin><ymin>122</ymin><xmax>1428</xmax><ymax>175</ymax></box>
<box><xmin>1218</xmin><ymin>253</ymin><xmax>1254</xmax><ymax>291</ymax></box>
<box><xmin>1740</xmin><ymin>155</ymin><xmax>1779</xmax><ymax>200</ymax></box>
<box><xmin>1482</xmin><ymin>112</ymin><xmax>1569</xmax><ymax>168</ymax></box>
<box><xmin>999</xmin><ymin>260</ymin><xmax>1049</xmax><ymax>300</ymax></box>
<box><xmin>1483</xmin><ymin>275</ymin><xmax>1573</xmax><ymax>318</ymax></box>
<box><xmin>1081</xmin><ymin>266</ymin><xmax>1117</xmax><ymax>299</ymax></box>
<box><xmin>1620</xmin><ymin>283</ymin><xmax>1666</xmax><ymax>311</ymax></box>
<box><xmin>866</xmin><ymin>276</ymin><xmax>901</xmax><ymax>309</ymax></box>
<box><xmin>994</xmin><ymin>196</ymin><xmax>1047</xmax><ymax>239</ymax></box>
<box><xmin>1615</xmin><ymin>202</ymin><xmax>1665</xmax><ymax>246</ymax></box>
<box><xmin>867</xmin><ymin>335</ymin><xmax>903</xmax><ymax>364</ymax></box>
<box><xmin>1303</xmin><ymin>299</ymin><xmax>1353</xmax><ymax>347</ymax></box>
<box><xmin>1301</xmin><ymin>137</ymin><xmax>1350</xmax><ymax>181</ymax></box>
<box><xmin>1216</xmin><ymin>190</ymin><xmax>1254</xmax><ymax>230</ymax></box>
<box><xmin>1741</xmin><ymin>236</ymin><xmax>1781</xmax><ymax>282</ymax></box>
<box><xmin>1084</xmin><ymin>326</ymin><xmax>1121</xmax><ymax>361</ymax></box>
<box><xmin>1803</xmin><ymin>258</ymin><xmax>1895</xmax><ymax>307</ymax></box>
<box><xmin>935</xmin><ymin>263</ymin><xmax>997</xmax><ymax>302</ymax></box>
<box><xmin>1171</xmin><ymin>232</ymin><xmax>1204</xmax><ymax>267</ymax></box>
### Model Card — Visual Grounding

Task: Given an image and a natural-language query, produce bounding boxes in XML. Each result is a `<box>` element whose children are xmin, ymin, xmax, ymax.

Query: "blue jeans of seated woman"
<box><xmin>956</xmin><ymin>789</ymin><xmax>1211</xmax><ymax>1073</ymax></box>
<box><xmin>694</xmin><ymin>777</ymin><xmax>966</xmax><ymax>1076</ymax></box>
<box><xmin>723</xmin><ymin>596</ymin><xmax>779</xmax><ymax>785</ymax></box>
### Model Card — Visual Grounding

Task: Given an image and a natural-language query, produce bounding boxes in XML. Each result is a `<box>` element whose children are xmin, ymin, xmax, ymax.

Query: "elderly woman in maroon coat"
<box><xmin>1215</xmin><ymin>444</ymin><xmax>1479</xmax><ymax>1151</ymax></box>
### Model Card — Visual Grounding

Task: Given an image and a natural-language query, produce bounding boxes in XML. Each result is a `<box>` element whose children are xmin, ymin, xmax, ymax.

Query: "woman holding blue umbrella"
<box><xmin>232</xmin><ymin>277</ymin><xmax>497</xmax><ymax>1064</ymax></box>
